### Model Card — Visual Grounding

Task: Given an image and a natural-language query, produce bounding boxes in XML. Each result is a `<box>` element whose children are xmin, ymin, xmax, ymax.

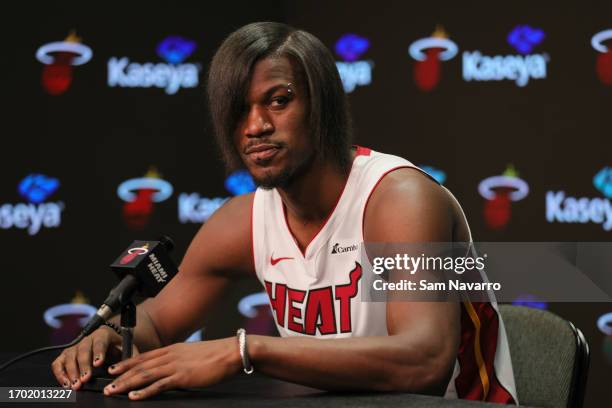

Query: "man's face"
<box><xmin>234</xmin><ymin>56</ymin><xmax>314</xmax><ymax>189</ymax></box>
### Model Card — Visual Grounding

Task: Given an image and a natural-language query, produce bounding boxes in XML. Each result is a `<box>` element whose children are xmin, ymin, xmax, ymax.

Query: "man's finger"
<box><xmin>128</xmin><ymin>376</ymin><xmax>175</xmax><ymax>400</ymax></box>
<box><xmin>104</xmin><ymin>360</ymin><xmax>172</xmax><ymax>396</ymax></box>
<box><xmin>62</xmin><ymin>349</ymin><xmax>81</xmax><ymax>389</ymax></box>
<box><xmin>76</xmin><ymin>337</ymin><xmax>93</xmax><ymax>383</ymax></box>
<box><xmin>92</xmin><ymin>336</ymin><xmax>109</xmax><ymax>367</ymax></box>
<box><xmin>107</xmin><ymin>347</ymin><xmax>165</xmax><ymax>375</ymax></box>
<box><xmin>110</xmin><ymin>355</ymin><xmax>171</xmax><ymax>387</ymax></box>
<box><xmin>50</xmin><ymin>356</ymin><xmax>71</xmax><ymax>389</ymax></box>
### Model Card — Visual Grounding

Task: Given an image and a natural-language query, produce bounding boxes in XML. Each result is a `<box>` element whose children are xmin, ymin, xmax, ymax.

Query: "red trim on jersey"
<box><xmin>360</xmin><ymin>165</ymin><xmax>413</xmax><ymax>242</ymax></box>
<box><xmin>355</xmin><ymin>145</ymin><xmax>371</xmax><ymax>156</ymax></box>
<box><xmin>455</xmin><ymin>302</ymin><xmax>516</xmax><ymax>404</ymax></box>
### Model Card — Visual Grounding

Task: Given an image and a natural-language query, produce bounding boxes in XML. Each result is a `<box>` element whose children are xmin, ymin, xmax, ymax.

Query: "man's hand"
<box><xmin>51</xmin><ymin>326</ymin><xmax>136</xmax><ymax>390</ymax></box>
<box><xmin>103</xmin><ymin>338</ymin><xmax>242</xmax><ymax>400</ymax></box>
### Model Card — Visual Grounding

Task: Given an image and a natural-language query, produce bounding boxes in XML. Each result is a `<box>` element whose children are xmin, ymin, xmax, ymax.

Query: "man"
<box><xmin>51</xmin><ymin>22</ymin><xmax>517</xmax><ymax>403</ymax></box>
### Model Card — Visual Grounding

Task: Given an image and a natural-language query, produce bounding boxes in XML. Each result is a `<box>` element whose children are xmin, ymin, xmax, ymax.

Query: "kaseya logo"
<box><xmin>36</xmin><ymin>31</ymin><xmax>92</xmax><ymax>95</ymax></box>
<box><xmin>591</xmin><ymin>29</ymin><xmax>612</xmax><ymax>85</ymax></box>
<box><xmin>478</xmin><ymin>165</ymin><xmax>529</xmax><ymax>230</ymax></box>
<box><xmin>334</xmin><ymin>34</ymin><xmax>373</xmax><ymax>93</ymax></box>
<box><xmin>546</xmin><ymin>167</ymin><xmax>612</xmax><ymax>231</ymax></box>
<box><xmin>0</xmin><ymin>174</ymin><xmax>64</xmax><ymax>235</ymax></box>
<box><xmin>179</xmin><ymin>170</ymin><xmax>256</xmax><ymax>224</ymax></box>
<box><xmin>117</xmin><ymin>168</ymin><xmax>173</xmax><ymax>230</ymax></box>
<box><xmin>408</xmin><ymin>26</ymin><xmax>458</xmax><ymax>92</ymax></box>
<box><xmin>463</xmin><ymin>25</ymin><xmax>548</xmax><ymax>87</ymax></box>
<box><xmin>108</xmin><ymin>36</ymin><xmax>200</xmax><ymax>94</ymax></box>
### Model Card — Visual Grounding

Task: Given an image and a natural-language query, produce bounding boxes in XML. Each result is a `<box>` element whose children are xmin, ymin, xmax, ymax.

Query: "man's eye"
<box><xmin>269</xmin><ymin>96</ymin><xmax>290</xmax><ymax>109</ymax></box>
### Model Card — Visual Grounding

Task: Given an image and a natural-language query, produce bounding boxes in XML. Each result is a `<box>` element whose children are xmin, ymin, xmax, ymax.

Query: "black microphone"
<box><xmin>81</xmin><ymin>236</ymin><xmax>178</xmax><ymax>336</ymax></box>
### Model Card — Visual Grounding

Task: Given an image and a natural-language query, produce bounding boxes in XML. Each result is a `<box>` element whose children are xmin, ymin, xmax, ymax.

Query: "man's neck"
<box><xmin>277</xmin><ymin>151</ymin><xmax>355</xmax><ymax>225</ymax></box>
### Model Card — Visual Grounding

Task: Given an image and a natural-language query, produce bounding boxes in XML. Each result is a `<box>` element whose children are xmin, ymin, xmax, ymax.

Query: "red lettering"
<box><xmin>287</xmin><ymin>288</ymin><xmax>306</xmax><ymax>333</ymax></box>
<box><xmin>304</xmin><ymin>287</ymin><xmax>336</xmax><ymax>335</ymax></box>
<box><xmin>265</xmin><ymin>281</ymin><xmax>286</xmax><ymax>328</ymax></box>
<box><xmin>334</xmin><ymin>262</ymin><xmax>362</xmax><ymax>333</ymax></box>
<box><xmin>265</xmin><ymin>262</ymin><xmax>362</xmax><ymax>335</ymax></box>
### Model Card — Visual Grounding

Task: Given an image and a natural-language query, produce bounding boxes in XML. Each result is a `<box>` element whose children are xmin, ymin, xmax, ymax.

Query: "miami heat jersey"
<box><xmin>251</xmin><ymin>147</ymin><xmax>518</xmax><ymax>404</ymax></box>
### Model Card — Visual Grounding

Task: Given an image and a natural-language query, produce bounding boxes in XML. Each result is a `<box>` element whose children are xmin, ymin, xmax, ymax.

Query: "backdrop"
<box><xmin>2</xmin><ymin>1</ymin><xmax>611</xmax><ymax>406</ymax></box>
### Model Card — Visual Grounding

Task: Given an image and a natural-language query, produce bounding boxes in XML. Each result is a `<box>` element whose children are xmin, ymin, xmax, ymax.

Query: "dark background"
<box><xmin>2</xmin><ymin>1</ymin><xmax>610</xmax><ymax>406</ymax></box>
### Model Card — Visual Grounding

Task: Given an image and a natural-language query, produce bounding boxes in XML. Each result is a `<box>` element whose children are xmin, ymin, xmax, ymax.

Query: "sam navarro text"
<box><xmin>372</xmin><ymin>279</ymin><xmax>501</xmax><ymax>291</ymax></box>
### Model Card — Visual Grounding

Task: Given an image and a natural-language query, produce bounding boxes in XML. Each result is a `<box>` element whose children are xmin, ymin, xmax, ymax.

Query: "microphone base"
<box><xmin>80</xmin><ymin>364</ymin><xmax>118</xmax><ymax>392</ymax></box>
<box><xmin>81</xmin><ymin>376</ymin><xmax>115</xmax><ymax>392</ymax></box>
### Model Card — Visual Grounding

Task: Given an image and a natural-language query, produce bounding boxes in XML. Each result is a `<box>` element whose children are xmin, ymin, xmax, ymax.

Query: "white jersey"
<box><xmin>251</xmin><ymin>147</ymin><xmax>518</xmax><ymax>404</ymax></box>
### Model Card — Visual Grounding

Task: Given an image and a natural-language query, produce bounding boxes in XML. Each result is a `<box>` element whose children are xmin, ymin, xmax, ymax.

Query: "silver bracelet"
<box><xmin>236</xmin><ymin>328</ymin><xmax>254</xmax><ymax>374</ymax></box>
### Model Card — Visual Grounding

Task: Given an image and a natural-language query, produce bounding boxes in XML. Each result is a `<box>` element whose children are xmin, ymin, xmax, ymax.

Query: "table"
<box><xmin>0</xmin><ymin>351</ymin><xmax>533</xmax><ymax>407</ymax></box>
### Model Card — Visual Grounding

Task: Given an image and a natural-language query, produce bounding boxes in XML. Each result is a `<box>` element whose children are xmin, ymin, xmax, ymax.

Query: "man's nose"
<box><xmin>244</xmin><ymin>106</ymin><xmax>274</xmax><ymax>138</ymax></box>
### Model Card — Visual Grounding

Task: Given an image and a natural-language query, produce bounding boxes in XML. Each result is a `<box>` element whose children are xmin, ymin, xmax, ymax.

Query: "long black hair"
<box><xmin>207</xmin><ymin>22</ymin><xmax>352</xmax><ymax>172</ymax></box>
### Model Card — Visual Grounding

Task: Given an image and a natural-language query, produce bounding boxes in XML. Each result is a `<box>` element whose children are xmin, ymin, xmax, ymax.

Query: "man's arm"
<box><xmin>248</xmin><ymin>168</ymin><xmax>460</xmax><ymax>394</ymax></box>
<box><xmin>135</xmin><ymin>192</ymin><xmax>256</xmax><ymax>348</ymax></box>
<box><xmin>53</xmin><ymin>193</ymin><xmax>254</xmax><ymax>389</ymax></box>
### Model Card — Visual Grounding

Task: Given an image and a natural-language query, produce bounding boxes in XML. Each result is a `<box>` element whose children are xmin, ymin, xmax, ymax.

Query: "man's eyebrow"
<box><xmin>259</xmin><ymin>83</ymin><xmax>293</xmax><ymax>100</ymax></box>
<box><xmin>244</xmin><ymin>83</ymin><xmax>294</xmax><ymax>106</ymax></box>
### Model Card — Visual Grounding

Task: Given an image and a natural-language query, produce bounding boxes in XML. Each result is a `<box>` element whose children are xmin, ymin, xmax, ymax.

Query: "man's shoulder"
<box><xmin>196</xmin><ymin>192</ymin><xmax>254</xmax><ymax>251</ymax></box>
<box><xmin>368</xmin><ymin>166</ymin><xmax>448</xmax><ymax>207</ymax></box>
<box><xmin>219</xmin><ymin>191</ymin><xmax>255</xmax><ymax>214</ymax></box>
<box><xmin>363</xmin><ymin>167</ymin><xmax>454</xmax><ymax>242</ymax></box>
<box><xmin>186</xmin><ymin>192</ymin><xmax>255</xmax><ymax>276</ymax></box>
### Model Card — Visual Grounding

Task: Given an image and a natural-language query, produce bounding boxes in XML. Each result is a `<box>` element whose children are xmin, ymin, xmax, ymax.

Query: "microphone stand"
<box><xmin>82</xmin><ymin>299</ymin><xmax>137</xmax><ymax>392</ymax></box>
<box><xmin>120</xmin><ymin>301</ymin><xmax>136</xmax><ymax>360</ymax></box>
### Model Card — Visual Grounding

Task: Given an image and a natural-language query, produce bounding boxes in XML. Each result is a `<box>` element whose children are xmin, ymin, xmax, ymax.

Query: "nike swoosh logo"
<box><xmin>270</xmin><ymin>255</ymin><xmax>294</xmax><ymax>265</ymax></box>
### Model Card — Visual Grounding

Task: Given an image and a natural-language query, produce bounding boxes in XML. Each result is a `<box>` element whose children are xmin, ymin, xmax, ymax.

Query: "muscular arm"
<box><xmin>248</xmin><ymin>168</ymin><xmax>460</xmax><ymax>394</ymax></box>
<box><xmin>124</xmin><ymin>193</ymin><xmax>255</xmax><ymax>351</ymax></box>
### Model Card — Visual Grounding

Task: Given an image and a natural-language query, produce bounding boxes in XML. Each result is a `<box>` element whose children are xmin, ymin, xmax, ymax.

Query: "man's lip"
<box><xmin>245</xmin><ymin>144</ymin><xmax>280</xmax><ymax>155</ymax></box>
<box><xmin>248</xmin><ymin>145</ymin><xmax>281</xmax><ymax>163</ymax></box>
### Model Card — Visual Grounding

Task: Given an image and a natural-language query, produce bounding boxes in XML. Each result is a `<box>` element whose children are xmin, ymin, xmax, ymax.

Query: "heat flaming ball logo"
<box><xmin>592</xmin><ymin>29</ymin><xmax>612</xmax><ymax>85</ymax></box>
<box><xmin>35</xmin><ymin>31</ymin><xmax>92</xmax><ymax>95</ymax></box>
<box><xmin>117</xmin><ymin>168</ymin><xmax>173</xmax><ymax>230</ymax></box>
<box><xmin>408</xmin><ymin>26</ymin><xmax>458</xmax><ymax>92</ymax></box>
<box><xmin>120</xmin><ymin>243</ymin><xmax>150</xmax><ymax>264</ymax></box>
<box><xmin>44</xmin><ymin>291</ymin><xmax>97</xmax><ymax>346</ymax></box>
<box><xmin>334</xmin><ymin>34</ymin><xmax>373</xmax><ymax>93</ymax></box>
<box><xmin>478</xmin><ymin>165</ymin><xmax>529</xmax><ymax>230</ymax></box>
<box><xmin>238</xmin><ymin>292</ymin><xmax>277</xmax><ymax>336</ymax></box>
<box><xmin>597</xmin><ymin>313</ymin><xmax>612</xmax><ymax>365</ymax></box>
